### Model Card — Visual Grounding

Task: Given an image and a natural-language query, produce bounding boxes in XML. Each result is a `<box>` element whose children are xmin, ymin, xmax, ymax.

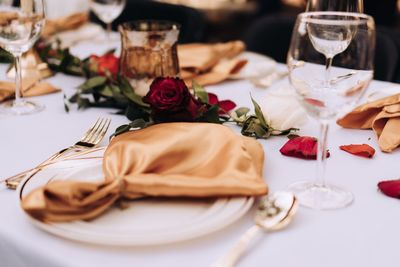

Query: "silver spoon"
<box><xmin>212</xmin><ymin>191</ymin><xmax>298</xmax><ymax>267</ymax></box>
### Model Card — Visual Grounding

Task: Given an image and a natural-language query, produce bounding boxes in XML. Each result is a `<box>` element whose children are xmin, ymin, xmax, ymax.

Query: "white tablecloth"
<box><xmin>1</xmin><ymin>42</ymin><xmax>400</xmax><ymax>267</ymax></box>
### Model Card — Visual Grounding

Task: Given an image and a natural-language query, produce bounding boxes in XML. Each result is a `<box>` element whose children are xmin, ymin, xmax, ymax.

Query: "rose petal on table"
<box><xmin>378</xmin><ymin>180</ymin><xmax>400</xmax><ymax>198</ymax></box>
<box><xmin>339</xmin><ymin>144</ymin><xmax>375</xmax><ymax>158</ymax></box>
<box><xmin>218</xmin><ymin>100</ymin><xmax>236</xmax><ymax>113</ymax></box>
<box><xmin>279</xmin><ymin>136</ymin><xmax>330</xmax><ymax>160</ymax></box>
<box><xmin>207</xmin><ymin>93</ymin><xmax>219</xmax><ymax>105</ymax></box>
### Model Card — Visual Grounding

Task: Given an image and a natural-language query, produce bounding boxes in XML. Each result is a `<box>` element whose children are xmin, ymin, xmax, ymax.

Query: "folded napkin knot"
<box><xmin>337</xmin><ymin>93</ymin><xmax>400</xmax><ymax>152</ymax></box>
<box><xmin>22</xmin><ymin>123</ymin><xmax>268</xmax><ymax>222</ymax></box>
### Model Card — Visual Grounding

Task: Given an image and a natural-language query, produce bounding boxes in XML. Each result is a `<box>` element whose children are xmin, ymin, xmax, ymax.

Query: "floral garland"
<box><xmin>35</xmin><ymin>40</ymin><xmax>298</xmax><ymax>138</ymax></box>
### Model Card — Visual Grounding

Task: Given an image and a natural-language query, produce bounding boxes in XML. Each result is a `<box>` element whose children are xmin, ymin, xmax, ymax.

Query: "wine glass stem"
<box><xmin>316</xmin><ymin>120</ymin><xmax>329</xmax><ymax>187</ymax></box>
<box><xmin>106</xmin><ymin>23</ymin><xmax>112</xmax><ymax>40</ymax></box>
<box><xmin>325</xmin><ymin>57</ymin><xmax>333</xmax><ymax>86</ymax></box>
<box><xmin>14</xmin><ymin>54</ymin><xmax>23</xmax><ymax>105</ymax></box>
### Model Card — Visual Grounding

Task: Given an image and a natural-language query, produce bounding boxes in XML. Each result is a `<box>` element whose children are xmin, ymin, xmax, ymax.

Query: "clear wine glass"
<box><xmin>90</xmin><ymin>0</ymin><xmax>126</xmax><ymax>40</ymax></box>
<box><xmin>0</xmin><ymin>0</ymin><xmax>46</xmax><ymax>115</ymax></box>
<box><xmin>287</xmin><ymin>12</ymin><xmax>375</xmax><ymax>209</ymax></box>
<box><xmin>306</xmin><ymin>0</ymin><xmax>363</xmax><ymax>12</ymax></box>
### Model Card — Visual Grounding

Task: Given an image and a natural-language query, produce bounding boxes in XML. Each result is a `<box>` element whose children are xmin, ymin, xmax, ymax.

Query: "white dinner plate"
<box><xmin>230</xmin><ymin>51</ymin><xmax>277</xmax><ymax>80</ymax></box>
<box><xmin>19</xmin><ymin>155</ymin><xmax>254</xmax><ymax>246</ymax></box>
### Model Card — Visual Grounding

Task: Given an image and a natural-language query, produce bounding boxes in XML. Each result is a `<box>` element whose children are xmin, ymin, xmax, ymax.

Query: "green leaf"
<box><xmin>287</xmin><ymin>133</ymin><xmax>300</xmax><ymax>139</ymax></box>
<box><xmin>129</xmin><ymin>119</ymin><xmax>147</xmax><ymax>129</ymax></box>
<box><xmin>235</xmin><ymin>107</ymin><xmax>250</xmax><ymax>117</ymax></box>
<box><xmin>63</xmin><ymin>93</ymin><xmax>70</xmax><ymax>113</ymax></box>
<box><xmin>192</xmin><ymin>80</ymin><xmax>209</xmax><ymax>104</ymax></box>
<box><xmin>77</xmin><ymin>97</ymin><xmax>90</xmax><ymax>109</ymax></box>
<box><xmin>125</xmin><ymin>104</ymin><xmax>150</xmax><ymax>121</ymax></box>
<box><xmin>119</xmin><ymin>78</ymin><xmax>148</xmax><ymax>107</ymax></box>
<box><xmin>98</xmin><ymin>85</ymin><xmax>114</xmax><ymax>97</ymax></box>
<box><xmin>201</xmin><ymin>105</ymin><xmax>220</xmax><ymax>123</ymax></box>
<box><xmin>78</xmin><ymin>76</ymin><xmax>107</xmax><ymax>91</ymax></box>
<box><xmin>110</xmin><ymin>124</ymin><xmax>132</xmax><ymax>140</ymax></box>
<box><xmin>251</xmin><ymin>96</ymin><xmax>268</xmax><ymax>128</ymax></box>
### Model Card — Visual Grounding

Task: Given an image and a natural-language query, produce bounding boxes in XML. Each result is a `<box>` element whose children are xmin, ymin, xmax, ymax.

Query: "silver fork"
<box><xmin>3</xmin><ymin>117</ymin><xmax>111</xmax><ymax>190</ymax></box>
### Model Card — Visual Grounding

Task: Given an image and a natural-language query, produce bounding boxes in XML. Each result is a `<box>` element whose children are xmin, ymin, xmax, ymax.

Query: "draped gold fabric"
<box><xmin>22</xmin><ymin>123</ymin><xmax>268</xmax><ymax>222</ymax></box>
<box><xmin>0</xmin><ymin>77</ymin><xmax>59</xmax><ymax>102</ymax></box>
<box><xmin>178</xmin><ymin>41</ymin><xmax>248</xmax><ymax>87</ymax></box>
<box><xmin>337</xmin><ymin>93</ymin><xmax>400</xmax><ymax>152</ymax></box>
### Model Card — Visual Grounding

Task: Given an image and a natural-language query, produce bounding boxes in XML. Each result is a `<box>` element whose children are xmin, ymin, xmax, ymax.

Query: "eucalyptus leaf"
<box><xmin>192</xmin><ymin>80</ymin><xmax>208</xmax><ymax>104</ymax></box>
<box><xmin>77</xmin><ymin>97</ymin><xmax>90</xmax><ymax>109</ymax></box>
<box><xmin>201</xmin><ymin>104</ymin><xmax>220</xmax><ymax>123</ymax></box>
<box><xmin>110</xmin><ymin>124</ymin><xmax>132</xmax><ymax>140</ymax></box>
<box><xmin>98</xmin><ymin>85</ymin><xmax>114</xmax><ymax>97</ymax></box>
<box><xmin>235</xmin><ymin>107</ymin><xmax>250</xmax><ymax>117</ymax></box>
<box><xmin>129</xmin><ymin>118</ymin><xmax>147</xmax><ymax>129</ymax></box>
<box><xmin>63</xmin><ymin>94</ymin><xmax>69</xmax><ymax>113</ymax></box>
<box><xmin>251</xmin><ymin>96</ymin><xmax>268</xmax><ymax>127</ymax></box>
<box><xmin>78</xmin><ymin>76</ymin><xmax>107</xmax><ymax>91</ymax></box>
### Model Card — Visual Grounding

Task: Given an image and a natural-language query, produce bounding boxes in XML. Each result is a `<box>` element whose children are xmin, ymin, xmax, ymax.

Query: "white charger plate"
<box><xmin>19</xmin><ymin>157</ymin><xmax>254</xmax><ymax>246</ymax></box>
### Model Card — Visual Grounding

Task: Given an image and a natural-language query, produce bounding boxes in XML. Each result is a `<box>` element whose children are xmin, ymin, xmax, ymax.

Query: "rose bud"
<box><xmin>89</xmin><ymin>53</ymin><xmax>119</xmax><ymax>77</ymax></box>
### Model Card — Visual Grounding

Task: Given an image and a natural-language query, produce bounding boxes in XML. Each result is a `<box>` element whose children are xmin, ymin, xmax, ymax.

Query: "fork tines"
<box><xmin>76</xmin><ymin>118</ymin><xmax>111</xmax><ymax>148</ymax></box>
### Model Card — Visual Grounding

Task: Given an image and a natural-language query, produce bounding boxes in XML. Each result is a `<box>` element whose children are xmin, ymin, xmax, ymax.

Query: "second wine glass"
<box><xmin>90</xmin><ymin>0</ymin><xmax>126</xmax><ymax>40</ymax></box>
<box><xmin>306</xmin><ymin>0</ymin><xmax>363</xmax><ymax>12</ymax></box>
<box><xmin>287</xmin><ymin>12</ymin><xmax>375</xmax><ymax>209</ymax></box>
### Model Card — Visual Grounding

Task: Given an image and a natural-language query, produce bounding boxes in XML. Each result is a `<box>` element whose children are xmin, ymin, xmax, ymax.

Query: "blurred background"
<box><xmin>39</xmin><ymin>0</ymin><xmax>400</xmax><ymax>82</ymax></box>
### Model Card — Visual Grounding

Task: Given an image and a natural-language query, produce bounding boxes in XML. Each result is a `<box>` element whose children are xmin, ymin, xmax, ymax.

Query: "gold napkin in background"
<box><xmin>337</xmin><ymin>93</ymin><xmax>400</xmax><ymax>152</ymax></box>
<box><xmin>42</xmin><ymin>12</ymin><xmax>89</xmax><ymax>38</ymax></box>
<box><xmin>22</xmin><ymin>123</ymin><xmax>268</xmax><ymax>222</ymax></box>
<box><xmin>0</xmin><ymin>77</ymin><xmax>60</xmax><ymax>102</ymax></box>
<box><xmin>178</xmin><ymin>41</ymin><xmax>248</xmax><ymax>87</ymax></box>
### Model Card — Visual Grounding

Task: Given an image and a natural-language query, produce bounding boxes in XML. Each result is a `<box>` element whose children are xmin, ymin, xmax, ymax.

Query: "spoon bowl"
<box><xmin>213</xmin><ymin>191</ymin><xmax>298</xmax><ymax>267</ymax></box>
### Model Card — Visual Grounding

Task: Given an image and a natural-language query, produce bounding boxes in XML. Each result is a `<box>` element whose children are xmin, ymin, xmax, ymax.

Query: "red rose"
<box><xmin>143</xmin><ymin>77</ymin><xmax>201</xmax><ymax>122</ymax></box>
<box><xmin>89</xmin><ymin>53</ymin><xmax>119</xmax><ymax>77</ymax></box>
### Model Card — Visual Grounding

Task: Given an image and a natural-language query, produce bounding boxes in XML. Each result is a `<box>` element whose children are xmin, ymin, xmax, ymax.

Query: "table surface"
<box><xmin>1</xmin><ymin>41</ymin><xmax>400</xmax><ymax>267</ymax></box>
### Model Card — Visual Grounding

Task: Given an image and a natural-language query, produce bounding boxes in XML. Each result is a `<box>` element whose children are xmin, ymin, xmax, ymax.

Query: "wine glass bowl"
<box><xmin>287</xmin><ymin>12</ymin><xmax>375</xmax><ymax>209</ymax></box>
<box><xmin>90</xmin><ymin>0</ymin><xmax>126</xmax><ymax>39</ymax></box>
<box><xmin>0</xmin><ymin>0</ymin><xmax>46</xmax><ymax>115</ymax></box>
<box><xmin>306</xmin><ymin>0</ymin><xmax>363</xmax><ymax>12</ymax></box>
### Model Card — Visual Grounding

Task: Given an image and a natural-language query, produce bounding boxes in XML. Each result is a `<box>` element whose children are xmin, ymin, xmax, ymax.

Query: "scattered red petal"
<box><xmin>279</xmin><ymin>136</ymin><xmax>330</xmax><ymax>160</ymax></box>
<box><xmin>339</xmin><ymin>144</ymin><xmax>375</xmax><ymax>158</ymax></box>
<box><xmin>218</xmin><ymin>100</ymin><xmax>236</xmax><ymax>113</ymax></box>
<box><xmin>207</xmin><ymin>93</ymin><xmax>236</xmax><ymax>114</ymax></box>
<box><xmin>378</xmin><ymin>180</ymin><xmax>400</xmax><ymax>198</ymax></box>
<box><xmin>207</xmin><ymin>93</ymin><xmax>219</xmax><ymax>105</ymax></box>
<box><xmin>304</xmin><ymin>98</ymin><xmax>325</xmax><ymax>107</ymax></box>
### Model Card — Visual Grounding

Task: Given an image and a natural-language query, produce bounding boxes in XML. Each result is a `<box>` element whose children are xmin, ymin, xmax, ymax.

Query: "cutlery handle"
<box><xmin>2</xmin><ymin>147</ymin><xmax>74</xmax><ymax>189</ymax></box>
<box><xmin>212</xmin><ymin>225</ymin><xmax>261</xmax><ymax>267</ymax></box>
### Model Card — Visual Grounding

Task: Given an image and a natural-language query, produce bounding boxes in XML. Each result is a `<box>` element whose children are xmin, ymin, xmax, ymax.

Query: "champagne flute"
<box><xmin>306</xmin><ymin>0</ymin><xmax>363</xmax><ymax>12</ymax></box>
<box><xmin>90</xmin><ymin>0</ymin><xmax>126</xmax><ymax>40</ymax></box>
<box><xmin>0</xmin><ymin>0</ymin><xmax>46</xmax><ymax>115</ymax></box>
<box><xmin>287</xmin><ymin>12</ymin><xmax>375</xmax><ymax>209</ymax></box>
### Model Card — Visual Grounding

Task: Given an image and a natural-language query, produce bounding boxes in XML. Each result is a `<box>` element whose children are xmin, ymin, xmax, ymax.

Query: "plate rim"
<box><xmin>19</xmin><ymin>156</ymin><xmax>254</xmax><ymax>246</ymax></box>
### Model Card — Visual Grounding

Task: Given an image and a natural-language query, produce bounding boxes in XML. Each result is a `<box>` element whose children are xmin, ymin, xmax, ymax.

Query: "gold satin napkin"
<box><xmin>21</xmin><ymin>123</ymin><xmax>268</xmax><ymax>222</ymax></box>
<box><xmin>0</xmin><ymin>78</ymin><xmax>60</xmax><ymax>102</ymax></box>
<box><xmin>178</xmin><ymin>41</ymin><xmax>248</xmax><ymax>87</ymax></box>
<box><xmin>42</xmin><ymin>12</ymin><xmax>89</xmax><ymax>38</ymax></box>
<box><xmin>337</xmin><ymin>93</ymin><xmax>400</xmax><ymax>152</ymax></box>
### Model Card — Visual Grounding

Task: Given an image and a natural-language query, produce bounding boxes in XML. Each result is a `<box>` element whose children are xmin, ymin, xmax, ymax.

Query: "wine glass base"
<box><xmin>287</xmin><ymin>181</ymin><xmax>353</xmax><ymax>210</ymax></box>
<box><xmin>0</xmin><ymin>99</ymin><xmax>44</xmax><ymax>115</ymax></box>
